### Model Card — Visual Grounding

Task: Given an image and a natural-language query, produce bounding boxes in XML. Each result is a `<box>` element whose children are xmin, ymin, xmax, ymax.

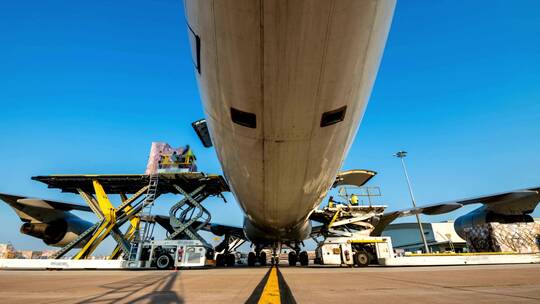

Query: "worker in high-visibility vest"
<box><xmin>350</xmin><ymin>194</ymin><xmax>358</xmax><ymax>206</ymax></box>
<box><xmin>328</xmin><ymin>196</ymin><xmax>335</xmax><ymax>208</ymax></box>
<box><xmin>182</xmin><ymin>145</ymin><xmax>197</xmax><ymax>171</ymax></box>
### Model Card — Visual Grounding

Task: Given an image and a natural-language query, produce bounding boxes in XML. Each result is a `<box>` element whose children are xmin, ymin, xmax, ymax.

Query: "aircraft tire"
<box><xmin>299</xmin><ymin>251</ymin><xmax>309</xmax><ymax>266</ymax></box>
<box><xmin>259</xmin><ymin>252</ymin><xmax>267</xmax><ymax>266</ymax></box>
<box><xmin>288</xmin><ymin>252</ymin><xmax>297</xmax><ymax>266</ymax></box>
<box><xmin>225</xmin><ymin>253</ymin><xmax>236</xmax><ymax>267</ymax></box>
<box><xmin>248</xmin><ymin>252</ymin><xmax>256</xmax><ymax>267</ymax></box>
<box><xmin>216</xmin><ymin>254</ymin><xmax>225</xmax><ymax>267</ymax></box>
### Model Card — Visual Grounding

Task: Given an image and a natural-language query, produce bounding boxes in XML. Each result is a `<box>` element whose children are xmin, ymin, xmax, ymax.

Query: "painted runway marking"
<box><xmin>246</xmin><ymin>266</ymin><xmax>296</xmax><ymax>304</ymax></box>
<box><xmin>258</xmin><ymin>266</ymin><xmax>281</xmax><ymax>304</ymax></box>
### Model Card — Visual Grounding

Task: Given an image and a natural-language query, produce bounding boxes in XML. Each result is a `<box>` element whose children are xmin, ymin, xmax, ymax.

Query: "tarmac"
<box><xmin>0</xmin><ymin>264</ymin><xmax>539</xmax><ymax>304</ymax></box>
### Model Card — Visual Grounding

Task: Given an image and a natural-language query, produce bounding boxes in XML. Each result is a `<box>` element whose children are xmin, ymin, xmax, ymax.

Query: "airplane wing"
<box><xmin>0</xmin><ymin>193</ymin><xmax>92</xmax><ymax>223</ymax></box>
<box><xmin>371</xmin><ymin>186</ymin><xmax>540</xmax><ymax>236</ymax></box>
<box><xmin>426</xmin><ymin>187</ymin><xmax>540</xmax><ymax>215</ymax></box>
<box><xmin>370</xmin><ymin>202</ymin><xmax>462</xmax><ymax>236</ymax></box>
<box><xmin>0</xmin><ymin>193</ymin><xmax>95</xmax><ymax>247</ymax></box>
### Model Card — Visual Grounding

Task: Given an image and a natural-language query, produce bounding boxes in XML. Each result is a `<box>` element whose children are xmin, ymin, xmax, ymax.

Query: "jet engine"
<box><xmin>454</xmin><ymin>205</ymin><xmax>534</xmax><ymax>239</ymax></box>
<box><xmin>20</xmin><ymin>217</ymin><xmax>93</xmax><ymax>247</ymax></box>
<box><xmin>210</xmin><ymin>224</ymin><xmax>230</xmax><ymax>236</ymax></box>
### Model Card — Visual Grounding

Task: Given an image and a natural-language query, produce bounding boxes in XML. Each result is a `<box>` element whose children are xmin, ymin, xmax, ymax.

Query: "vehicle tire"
<box><xmin>216</xmin><ymin>254</ymin><xmax>225</xmax><ymax>267</ymax></box>
<box><xmin>225</xmin><ymin>253</ymin><xmax>236</xmax><ymax>267</ymax></box>
<box><xmin>156</xmin><ymin>253</ymin><xmax>174</xmax><ymax>270</ymax></box>
<box><xmin>288</xmin><ymin>252</ymin><xmax>297</xmax><ymax>266</ymax></box>
<box><xmin>354</xmin><ymin>251</ymin><xmax>370</xmax><ymax>267</ymax></box>
<box><xmin>248</xmin><ymin>252</ymin><xmax>256</xmax><ymax>267</ymax></box>
<box><xmin>259</xmin><ymin>252</ymin><xmax>267</xmax><ymax>266</ymax></box>
<box><xmin>299</xmin><ymin>251</ymin><xmax>309</xmax><ymax>266</ymax></box>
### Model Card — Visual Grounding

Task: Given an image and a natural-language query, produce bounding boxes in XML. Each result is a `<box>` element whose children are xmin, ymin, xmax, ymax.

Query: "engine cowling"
<box><xmin>454</xmin><ymin>206</ymin><xmax>534</xmax><ymax>239</ymax></box>
<box><xmin>20</xmin><ymin>217</ymin><xmax>94</xmax><ymax>247</ymax></box>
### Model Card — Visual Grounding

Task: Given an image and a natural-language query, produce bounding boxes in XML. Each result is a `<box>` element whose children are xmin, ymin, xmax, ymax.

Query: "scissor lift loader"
<box><xmin>32</xmin><ymin>172</ymin><xmax>229</xmax><ymax>269</ymax></box>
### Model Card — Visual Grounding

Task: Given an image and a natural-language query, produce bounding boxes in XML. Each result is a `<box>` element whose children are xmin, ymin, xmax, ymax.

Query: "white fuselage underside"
<box><xmin>184</xmin><ymin>0</ymin><xmax>395</xmax><ymax>241</ymax></box>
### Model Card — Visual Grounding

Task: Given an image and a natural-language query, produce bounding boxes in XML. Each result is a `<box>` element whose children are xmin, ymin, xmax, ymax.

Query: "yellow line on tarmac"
<box><xmin>257</xmin><ymin>266</ymin><xmax>281</xmax><ymax>304</ymax></box>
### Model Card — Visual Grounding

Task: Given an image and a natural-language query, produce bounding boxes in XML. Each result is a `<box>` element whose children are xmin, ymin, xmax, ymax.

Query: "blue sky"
<box><xmin>1</xmin><ymin>0</ymin><xmax>539</xmax><ymax>252</ymax></box>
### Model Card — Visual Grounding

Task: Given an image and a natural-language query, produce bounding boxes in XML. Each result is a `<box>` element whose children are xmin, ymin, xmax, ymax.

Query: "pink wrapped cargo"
<box><xmin>145</xmin><ymin>142</ymin><xmax>196</xmax><ymax>175</ymax></box>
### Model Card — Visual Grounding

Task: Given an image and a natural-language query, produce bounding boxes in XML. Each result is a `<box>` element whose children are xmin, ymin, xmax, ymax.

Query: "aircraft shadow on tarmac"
<box><xmin>76</xmin><ymin>272</ymin><xmax>183</xmax><ymax>304</ymax></box>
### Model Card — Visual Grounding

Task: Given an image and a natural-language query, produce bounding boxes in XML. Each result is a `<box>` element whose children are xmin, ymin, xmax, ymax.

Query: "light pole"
<box><xmin>394</xmin><ymin>151</ymin><xmax>430</xmax><ymax>253</ymax></box>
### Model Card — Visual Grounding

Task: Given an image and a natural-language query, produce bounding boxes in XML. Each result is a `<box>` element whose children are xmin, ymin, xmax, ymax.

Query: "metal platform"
<box><xmin>32</xmin><ymin>173</ymin><xmax>229</xmax><ymax>195</ymax></box>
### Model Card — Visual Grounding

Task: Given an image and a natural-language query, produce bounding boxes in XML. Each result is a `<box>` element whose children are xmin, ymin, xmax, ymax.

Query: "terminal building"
<box><xmin>0</xmin><ymin>243</ymin><xmax>57</xmax><ymax>259</ymax></box>
<box><xmin>383</xmin><ymin>219</ymin><xmax>540</xmax><ymax>254</ymax></box>
<box><xmin>383</xmin><ymin>221</ymin><xmax>468</xmax><ymax>253</ymax></box>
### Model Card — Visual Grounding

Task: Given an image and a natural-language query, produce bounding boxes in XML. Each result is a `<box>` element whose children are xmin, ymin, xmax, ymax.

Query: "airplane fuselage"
<box><xmin>184</xmin><ymin>0</ymin><xmax>396</xmax><ymax>242</ymax></box>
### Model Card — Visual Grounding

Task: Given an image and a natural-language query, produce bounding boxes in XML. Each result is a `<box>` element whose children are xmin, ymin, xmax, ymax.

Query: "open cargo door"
<box><xmin>333</xmin><ymin>169</ymin><xmax>377</xmax><ymax>188</ymax></box>
<box><xmin>192</xmin><ymin>119</ymin><xmax>213</xmax><ymax>148</ymax></box>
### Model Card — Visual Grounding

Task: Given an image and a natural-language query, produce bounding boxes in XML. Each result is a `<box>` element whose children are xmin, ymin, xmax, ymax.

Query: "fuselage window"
<box><xmin>187</xmin><ymin>24</ymin><xmax>201</xmax><ymax>74</ymax></box>
<box><xmin>231</xmin><ymin>107</ymin><xmax>257</xmax><ymax>128</ymax></box>
<box><xmin>320</xmin><ymin>106</ymin><xmax>347</xmax><ymax>127</ymax></box>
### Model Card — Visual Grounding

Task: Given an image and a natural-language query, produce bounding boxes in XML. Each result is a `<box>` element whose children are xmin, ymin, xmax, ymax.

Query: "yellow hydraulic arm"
<box><xmin>74</xmin><ymin>180</ymin><xmax>117</xmax><ymax>260</ymax></box>
<box><xmin>110</xmin><ymin>204</ymin><xmax>140</xmax><ymax>259</ymax></box>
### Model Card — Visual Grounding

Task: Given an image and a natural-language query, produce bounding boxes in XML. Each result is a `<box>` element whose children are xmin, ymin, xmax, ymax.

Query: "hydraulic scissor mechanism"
<box><xmin>312</xmin><ymin>204</ymin><xmax>387</xmax><ymax>239</ymax></box>
<box><xmin>167</xmin><ymin>184</ymin><xmax>211</xmax><ymax>248</ymax></box>
<box><xmin>52</xmin><ymin>179</ymin><xmax>154</xmax><ymax>260</ymax></box>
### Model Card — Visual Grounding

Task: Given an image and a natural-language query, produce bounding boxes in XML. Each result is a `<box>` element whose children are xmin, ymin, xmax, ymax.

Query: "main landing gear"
<box><xmin>288</xmin><ymin>250</ymin><xmax>309</xmax><ymax>266</ymax></box>
<box><xmin>247</xmin><ymin>251</ymin><xmax>267</xmax><ymax>267</ymax></box>
<box><xmin>215</xmin><ymin>253</ymin><xmax>236</xmax><ymax>267</ymax></box>
<box><xmin>214</xmin><ymin>233</ymin><xmax>245</xmax><ymax>267</ymax></box>
<box><xmin>248</xmin><ymin>243</ymin><xmax>309</xmax><ymax>267</ymax></box>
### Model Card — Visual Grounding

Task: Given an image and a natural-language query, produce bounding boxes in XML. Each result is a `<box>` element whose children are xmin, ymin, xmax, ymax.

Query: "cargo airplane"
<box><xmin>2</xmin><ymin>0</ymin><xmax>539</xmax><ymax>266</ymax></box>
